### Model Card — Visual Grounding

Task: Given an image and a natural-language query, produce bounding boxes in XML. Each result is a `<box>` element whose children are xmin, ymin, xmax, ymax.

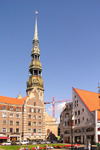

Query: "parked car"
<box><xmin>21</xmin><ymin>140</ymin><xmax>29</xmax><ymax>145</ymax></box>
<box><xmin>38</xmin><ymin>140</ymin><xmax>45</xmax><ymax>144</ymax></box>
<box><xmin>45</xmin><ymin>141</ymin><xmax>51</xmax><ymax>144</ymax></box>
<box><xmin>2</xmin><ymin>142</ymin><xmax>11</xmax><ymax>146</ymax></box>
<box><xmin>14</xmin><ymin>140</ymin><xmax>21</xmax><ymax>145</ymax></box>
<box><xmin>32</xmin><ymin>141</ymin><xmax>37</xmax><ymax>145</ymax></box>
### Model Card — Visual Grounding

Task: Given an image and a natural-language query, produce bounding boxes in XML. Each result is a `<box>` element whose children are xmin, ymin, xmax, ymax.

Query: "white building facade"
<box><xmin>60</xmin><ymin>87</ymin><xmax>100</xmax><ymax>144</ymax></box>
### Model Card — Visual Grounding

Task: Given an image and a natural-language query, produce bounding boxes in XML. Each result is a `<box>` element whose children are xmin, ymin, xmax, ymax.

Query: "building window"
<box><xmin>28</xmin><ymin>129</ymin><xmax>31</xmax><ymax>133</ymax></box>
<box><xmin>74</xmin><ymin>129</ymin><xmax>81</xmax><ymax>133</ymax></box>
<box><xmin>38</xmin><ymin>116</ymin><xmax>42</xmax><ymax>119</ymax></box>
<box><xmin>2</xmin><ymin>120</ymin><xmax>7</xmax><ymax>125</ymax></box>
<box><xmin>38</xmin><ymin>122</ymin><xmax>42</xmax><ymax>126</ymax></box>
<box><xmin>70</xmin><ymin>105</ymin><xmax>72</xmax><ymax>108</ymax></box>
<box><xmin>75</xmin><ymin>120</ymin><xmax>77</xmax><ymax>124</ymax></box>
<box><xmin>16</xmin><ymin>128</ymin><xmax>19</xmax><ymax>133</ymax></box>
<box><xmin>16</xmin><ymin>121</ymin><xmax>20</xmax><ymax>126</ymax></box>
<box><xmin>86</xmin><ymin>128</ymin><xmax>94</xmax><ymax>132</ymax></box>
<box><xmin>16</xmin><ymin>114</ymin><xmax>20</xmax><ymax>118</ymax></box>
<box><xmin>64</xmin><ymin>130</ymin><xmax>70</xmax><ymax>134</ymax></box>
<box><xmin>65</xmin><ymin>113</ymin><xmax>69</xmax><ymax>118</ymax></box>
<box><xmin>9</xmin><ymin>128</ymin><xmax>13</xmax><ymax>133</ymax></box>
<box><xmin>33</xmin><ymin>122</ymin><xmax>36</xmax><ymax>126</ymax></box>
<box><xmin>67</xmin><ymin>121</ymin><xmax>69</xmax><ymax>126</ymax></box>
<box><xmin>33</xmin><ymin>115</ymin><xmax>37</xmax><ymax>119</ymax></box>
<box><xmin>16</xmin><ymin>107</ymin><xmax>19</xmax><ymax>112</ymax></box>
<box><xmin>10</xmin><ymin>107</ymin><xmax>13</xmax><ymax>111</ymax></box>
<box><xmin>65</xmin><ymin>121</ymin><xmax>66</xmax><ymax>126</ymax></box>
<box><xmin>28</xmin><ymin>121</ymin><xmax>31</xmax><ymax>126</ymax></box>
<box><xmin>38</xmin><ymin>109</ymin><xmax>41</xmax><ymax>113</ymax></box>
<box><xmin>87</xmin><ymin>118</ymin><xmax>88</xmax><ymax>122</ymax></box>
<box><xmin>75</xmin><ymin>111</ymin><xmax>77</xmax><ymax>116</ymax></box>
<box><xmin>34</xmin><ymin>102</ymin><xmax>36</xmax><ymax>106</ymax></box>
<box><xmin>78</xmin><ymin>119</ymin><xmax>80</xmax><ymax>124</ymax></box>
<box><xmin>29</xmin><ymin>108</ymin><xmax>31</xmax><ymax>112</ymax></box>
<box><xmin>82</xmin><ymin>109</ymin><xmax>84</xmax><ymax>112</ymax></box>
<box><xmin>83</xmin><ymin>117</ymin><xmax>84</xmax><ymax>121</ymax></box>
<box><xmin>74</xmin><ymin>95</ymin><xmax>76</xmax><ymax>98</ymax></box>
<box><xmin>28</xmin><ymin>115</ymin><xmax>31</xmax><ymax>119</ymax></box>
<box><xmin>2</xmin><ymin>113</ymin><xmax>7</xmax><ymax>117</ymax></box>
<box><xmin>33</xmin><ymin>109</ymin><xmax>36</xmax><ymax>113</ymax></box>
<box><xmin>75</xmin><ymin>101</ymin><xmax>76</xmax><ymax>107</ymax></box>
<box><xmin>38</xmin><ymin>129</ymin><xmax>42</xmax><ymax>133</ymax></box>
<box><xmin>33</xmin><ymin>129</ymin><xmax>36</xmax><ymax>133</ymax></box>
<box><xmin>9</xmin><ymin>121</ymin><xmax>13</xmax><ymax>125</ymax></box>
<box><xmin>3</xmin><ymin>106</ymin><xmax>6</xmax><ymax>110</ymax></box>
<box><xmin>9</xmin><ymin>113</ymin><xmax>13</xmax><ymax>118</ymax></box>
<box><xmin>78</xmin><ymin>110</ymin><xmax>80</xmax><ymax>115</ymax></box>
<box><xmin>2</xmin><ymin>128</ymin><xmax>6</xmax><ymax>132</ymax></box>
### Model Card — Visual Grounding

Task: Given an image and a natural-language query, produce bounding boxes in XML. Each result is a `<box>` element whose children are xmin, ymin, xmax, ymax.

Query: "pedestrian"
<box><xmin>45</xmin><ymin>144</ymin><xmax>48</xmax><ymax>150</ymax></box>
<box><xmin>25</xmin><ymin>147</ymin><xmax>28</xmax><ymax>150</ymax></box>
<box><xmin>88</xmin><ymin>143</ymin><xmax>91</xmax><ymax>150</ymax></box>
<box><xmin>36</xmin><ymin>144</ymin><xmax>39</xmax><ymax>150</ymax></box>
<box><xmin>74</xmin><ymin>144</ymin><xmax>78</xmax><ymax>150</ymax></box>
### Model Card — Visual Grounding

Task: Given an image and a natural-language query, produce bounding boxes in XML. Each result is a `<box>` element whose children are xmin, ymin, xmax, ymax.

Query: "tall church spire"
<box><xmin>26</xmin><ymin>13</ymin><xmax>44</xmax><ymax>96</ymax></box>
<box><xmin>33</xmin><ymin>16</ymin><xmax>38</xmax><ymax>41</ymax></box>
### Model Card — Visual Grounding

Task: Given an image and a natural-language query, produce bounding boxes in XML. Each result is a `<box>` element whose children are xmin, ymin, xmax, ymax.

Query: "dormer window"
<box><xmin>3</xmin><ymin>106</ymin><xmax>6</xmax><ymax>110</ymax></box>
<box><xmin>10</xmin><ymin>107</ymin><xmax>13</xmax><ymax>111</ymax></box>
<box><xmin>16</xmin><ymin>107</ymin><xmax>19</xmax><ymax>112</ymax></box>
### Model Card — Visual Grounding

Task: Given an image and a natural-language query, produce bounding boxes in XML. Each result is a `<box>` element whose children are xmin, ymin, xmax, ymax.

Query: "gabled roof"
<box><xmin>73</xmin><ymin>87</ymin><xmax>100</xmax><ymax>120</ymax></box>
<box><xmin>0</xmin><ymin>95</ymin><xmax>28</xmax><ymax>105</ymax></box>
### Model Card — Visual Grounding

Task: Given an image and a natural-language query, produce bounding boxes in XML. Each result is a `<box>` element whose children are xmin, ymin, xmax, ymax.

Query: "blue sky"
<box><xmin>0</xmin><ymin>0</ymin><xmax>100</xmax><ymax>120</ymax></box>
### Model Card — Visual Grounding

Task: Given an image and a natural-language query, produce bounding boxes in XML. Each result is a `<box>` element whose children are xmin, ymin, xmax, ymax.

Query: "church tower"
<box><xmin>26</xmin><ymin>15</ymin><xmax>44</xmax><ymax>101</ymax></box>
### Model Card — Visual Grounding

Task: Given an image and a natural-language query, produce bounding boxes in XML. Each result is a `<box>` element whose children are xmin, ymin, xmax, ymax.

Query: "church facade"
<box><xmin>0</xmin><ymin>15</ymin><xmax>58</xmax><ymax>142</ymax></box>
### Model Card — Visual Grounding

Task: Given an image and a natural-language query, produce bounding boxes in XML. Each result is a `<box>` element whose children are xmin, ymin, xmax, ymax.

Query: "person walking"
<box><xmin>88</xmin><ymin>143</ymin><xmax>91</xmax><ymax>150</ymax></box>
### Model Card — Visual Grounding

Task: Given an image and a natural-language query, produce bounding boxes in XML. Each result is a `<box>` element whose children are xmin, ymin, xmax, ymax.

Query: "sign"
<box><xmin>58</xmin><ymin>136</ymin><xmax>60</xmax><ymax>140</ymax></box>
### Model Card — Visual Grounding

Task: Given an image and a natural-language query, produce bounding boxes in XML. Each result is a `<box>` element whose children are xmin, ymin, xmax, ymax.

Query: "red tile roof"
<box><xmin>0</xmin><ymin>95</ymin><xmax>28</xmax><ymax>105</ymax></box>
<box><xmin>73</xmin><ymin>87</ymin><xmax>100</xmax><ymax>120</ymax></box>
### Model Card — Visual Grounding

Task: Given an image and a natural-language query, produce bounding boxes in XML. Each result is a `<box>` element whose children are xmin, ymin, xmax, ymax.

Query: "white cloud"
<box><xmin>48</xmin><ymin>105</ymin><xmax>52</xmax><ymax>111</ymax></box>
<box><xmin>56</xmin><ymin>102</ymin><xmax>66</xmax><ymax>114</ymax></box>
